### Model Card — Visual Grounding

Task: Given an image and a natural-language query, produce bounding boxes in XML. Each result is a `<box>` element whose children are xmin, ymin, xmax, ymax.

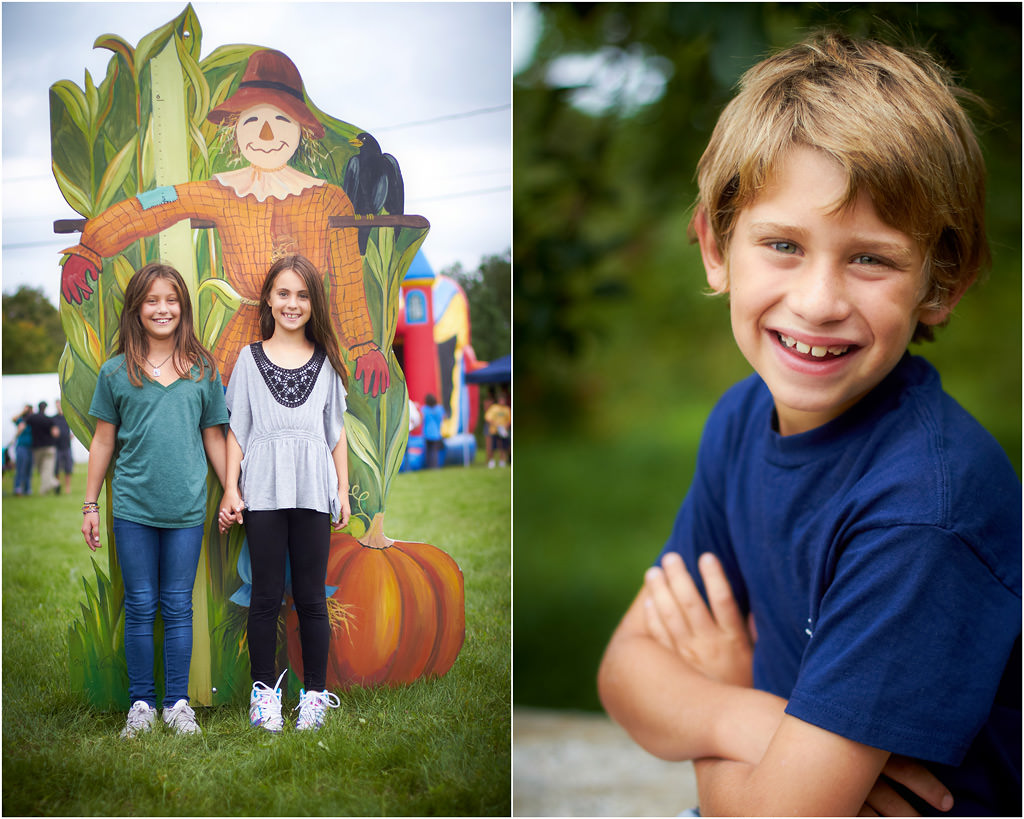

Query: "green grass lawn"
<box><xmin>2</xmin><ymin>460</ymin><xmax>510</xmax><ymax>816</ymax></box>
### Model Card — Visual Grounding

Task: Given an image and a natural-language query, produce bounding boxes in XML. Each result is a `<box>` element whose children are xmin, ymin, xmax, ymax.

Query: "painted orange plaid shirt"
<box><xmin>64</xmin><ymin>179</ymin><xmax>375</xmax><ymax>382</ymax></box>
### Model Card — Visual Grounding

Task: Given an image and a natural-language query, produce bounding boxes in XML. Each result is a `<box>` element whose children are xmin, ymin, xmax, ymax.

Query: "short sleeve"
<box><xmin>323</xmin><ymin>365</ymin><xmax>348</xmax><ymax>451</ymax></box>
<box><xmin>787</xmin><ymin>524</ymin><xmax>1021</xmax><ymax>765</ymax></box>
<box><xmin>199</xmin><ymin>367</ymin><xmax>229</xmax><ymax>429</ymax></box>
<box><xmin>89</xmin><ymin>362</ymin><xmax>121</xmax><ymax>426</ymax></box>
<box><xmin>226</xmin><ymin>346</ymin><xmax>254</xmax><ymax>451</ymax></box>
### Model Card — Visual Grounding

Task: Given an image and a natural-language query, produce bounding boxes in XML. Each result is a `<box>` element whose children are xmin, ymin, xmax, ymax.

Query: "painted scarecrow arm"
<box><xmin>58</xmin><ymin>183</ymin><xmax>219</xmax><ymax>304</ymax></box>
<box><xmin>323</xmin><ymin>186</ymin><xmax>389</xmax><ymax>397</ymax></box>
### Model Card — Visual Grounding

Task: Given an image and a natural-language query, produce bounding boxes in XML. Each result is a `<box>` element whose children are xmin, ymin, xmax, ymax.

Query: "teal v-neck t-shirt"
<box><xmin>89</xmin><ymin>354</ymin><xmax>228</xmax><ymax>528</ymax></box>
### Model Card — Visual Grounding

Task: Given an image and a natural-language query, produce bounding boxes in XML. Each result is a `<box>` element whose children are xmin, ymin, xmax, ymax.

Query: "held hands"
<box><xmin>354</xmin><ymin>349</ymin><xmax>389</xmax><ymax>397</ymax></box>
<box><xmin>218</xmin><ymin>488</ymin><xmax>245</xmax><ymax>533</ymax></box>
<box><xmin>643</xmin><ymin>551</ymin><xmax>754</xmax><ymax>687</ymax></box>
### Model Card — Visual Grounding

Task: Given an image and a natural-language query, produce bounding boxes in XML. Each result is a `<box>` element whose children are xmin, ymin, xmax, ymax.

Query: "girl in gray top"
<box><xmin>219</xmin><ymin>254</ymin><xmax>351</xmax><ymax>733</ymax></box>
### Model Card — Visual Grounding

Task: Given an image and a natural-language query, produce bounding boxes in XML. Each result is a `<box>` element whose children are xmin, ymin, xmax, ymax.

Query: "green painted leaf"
<box><xmin>199</xmin><ymin>43</ymin><xmax>259</xmax><ymax>73</ymax></box>
<box><xmin>197</xmin><ymin>277</ymin><xmax>242</xmax><ymax>349</ymax></box>
<box><xmin>94</xmin><ymin>34</ymin><xmax>135</xmax><ymax>74</ymax></box>
<box><xmin>95</xmin><ymin>134</ymin><xmax>138</xmax><ymax>212</ymax></box>
<box><xmin>110</xmin><ymin>255</ymin><xmax>135</xmax><ymax>295</ymax></box>
<box><xmin>344</xmin><ymin>410</ymin><xmax>383</xmax><ymax>483</ymax></box>
<box><xmin>52</xmin><ymin>161</ymin><xmax>94</xmax><ymax>218</ymax></box>
<box><xmin>60</xmin><ymin>298</ymin><xmax>103</xmax><ymax>368</ymax></box>
<box><xmin>51</xmin><ymin>80</ymin><xmax>89</xmax><ymax>132</ymax></box>
<box><xmin>176</xmin><ymin>35</ymin><xmax>209</xmax><ymax>128</ymax></box>
<box><xmin>134</xmin><ymin>17</ymin><xmax>177</xmax><ymax>71</ymax></box>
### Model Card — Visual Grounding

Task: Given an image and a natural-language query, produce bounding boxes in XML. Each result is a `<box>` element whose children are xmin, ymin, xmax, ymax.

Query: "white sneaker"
<box><xmin>250</xmin><ymin>669</ymin><xmax>287</xmax><ymax>732</ymax></box>
<box><xmin>120</xmin><ymin>700</ymin><xmax>157</xmax><ymax>738</ymax></box>
<box><xmin>488</xmin><ymin>460</ymin><xmax>495</xmax><ymax>468</ymax></box>
<box><xmin>162</xmin><ymin>699</ymin><xmax>201</xmax><ymax>735</ymax></box>
<box><xmin>294</xmin><ymin>688</ymin><xmax>341</xmax><ymax>731</ymax></box>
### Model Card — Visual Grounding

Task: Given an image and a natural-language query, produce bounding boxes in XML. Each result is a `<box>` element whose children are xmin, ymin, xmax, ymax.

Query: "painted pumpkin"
<box><xmin>286</xmin><ymin>532</ymin><xmax>465</xmax><ymax>688</ymax></box>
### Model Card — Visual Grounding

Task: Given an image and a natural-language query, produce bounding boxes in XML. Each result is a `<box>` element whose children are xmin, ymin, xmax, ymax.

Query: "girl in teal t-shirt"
<box><xmin>81</xmin><ymin>262</ymin><xmax>228</xmax><ymax>739</ymax></box>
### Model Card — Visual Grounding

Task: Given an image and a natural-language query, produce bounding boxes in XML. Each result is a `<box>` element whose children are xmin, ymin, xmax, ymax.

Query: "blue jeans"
<box><xmin>113</xmin><ymin>518</ymin><xmax>203</xmax><ymax>708</ymax></box>
<box><xmin>14</xmin><ymin>445</ymin><xmax>32</xmax><ymax>494</ymax></box>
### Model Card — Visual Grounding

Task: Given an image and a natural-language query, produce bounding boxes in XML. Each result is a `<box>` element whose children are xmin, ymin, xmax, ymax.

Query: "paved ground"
<box><xmin>513</xmin><ymin>707</ymin><xmax>698</xmax><ymax>817</ymax></box>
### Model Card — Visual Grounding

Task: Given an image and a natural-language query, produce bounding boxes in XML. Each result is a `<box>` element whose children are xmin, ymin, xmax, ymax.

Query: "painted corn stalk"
<box><xmin>54</xmin><ymin>4</ymin><xmax>464</xmax><ymax>709</ymax></box>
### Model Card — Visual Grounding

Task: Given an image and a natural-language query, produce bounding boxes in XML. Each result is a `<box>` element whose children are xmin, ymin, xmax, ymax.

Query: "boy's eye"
<box><xmin>769</xmin><ymin>241</ymin><xmax>798</xmax><ymax>254</ymax></box>
<box><xmin>852</xmin><ymin>254</ymin><xmax>882</xmax><ymax>265</ymax></box>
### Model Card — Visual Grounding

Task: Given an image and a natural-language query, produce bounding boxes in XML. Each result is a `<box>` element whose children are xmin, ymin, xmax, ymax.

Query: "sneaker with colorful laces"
<box><xmin>120</xmin><ymin>700</ymin><xmax>158</xmax><ymax>738</ymax></box>
<box><xmin>162</xmin><ymin>699</ymin><xmax>202</xmax><ymax>735</ymax></box>
<box><xmin>294</xmin><ymin>688</ymin><xmax>341</xmax><ymax>731</ymax></box>
<box><xmin>249</xmin><ymin>669</ymin><xmax>287</xmax><ymax>732</ymax></box>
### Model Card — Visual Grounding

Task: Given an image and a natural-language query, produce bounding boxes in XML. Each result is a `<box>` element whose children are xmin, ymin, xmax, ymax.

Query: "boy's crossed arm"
<box><xmin>598</xmin><ymin>552</ymin><xmax>953</xmax><ymax>816</ymax></box>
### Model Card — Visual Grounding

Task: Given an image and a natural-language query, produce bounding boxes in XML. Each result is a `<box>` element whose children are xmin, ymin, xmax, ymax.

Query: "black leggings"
<box><xmin>245</xmin><ymin>508</ymin><xmax>330</xmax><ymax>691</ymax></box>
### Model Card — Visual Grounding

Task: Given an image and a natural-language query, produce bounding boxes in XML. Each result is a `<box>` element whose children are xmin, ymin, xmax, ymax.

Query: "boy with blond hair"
<box><xmin>598</xmin><ymin>32</ymin><xmax>1020</xmax><ymax>816</ymax></box>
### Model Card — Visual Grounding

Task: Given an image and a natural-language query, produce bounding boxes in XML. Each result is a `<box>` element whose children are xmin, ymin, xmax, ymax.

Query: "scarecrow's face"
<box><xmin>236</xmin><ymin>104</ymin><xmax>301</xmax><ymax>169</ymax></box>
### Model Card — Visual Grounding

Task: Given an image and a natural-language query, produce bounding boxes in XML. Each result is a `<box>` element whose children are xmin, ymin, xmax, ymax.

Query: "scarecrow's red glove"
<box><xmin>61</xmin><ymin>253</ymin><xmax>100</xmax><ymax>305</ymax></box>
<box><xmin>355</xmin><ymin>348</ymin><xmax>389</xmax><ymax>397</ymax></box>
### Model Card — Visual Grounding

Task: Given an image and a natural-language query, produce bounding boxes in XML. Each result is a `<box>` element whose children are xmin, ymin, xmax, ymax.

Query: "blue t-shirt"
<box><xmin>660</xmin><ymin>353</ymin><xmax>1021</xmax><ymax>815</ymax></box>
<box><xmin>89</xmin><ymin>354</ymin><xmax>228</xmax><ymax>528</ymax></box>
<box><xmin>422</xmin><ymin>404</ymin><xmax>444</xmax><ymax>441</ymax></box>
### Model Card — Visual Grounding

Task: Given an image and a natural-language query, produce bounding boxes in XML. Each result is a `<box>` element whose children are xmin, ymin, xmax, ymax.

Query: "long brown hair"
<box><xmin>118</xmin><ymin>262</ymin><xmax>218</xmax><ymax>387</ymax></box>
<box><xmin>258</xmin><ymin>254</ymin><xmax>350</xmax><ymax>388</ymax></box>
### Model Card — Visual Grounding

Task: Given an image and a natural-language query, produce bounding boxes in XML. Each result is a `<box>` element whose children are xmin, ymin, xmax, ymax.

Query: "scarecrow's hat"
<box><xmin>207</xmin><ymin>49</ymin><xmax>325</xmax><ymax>139</ymax></box>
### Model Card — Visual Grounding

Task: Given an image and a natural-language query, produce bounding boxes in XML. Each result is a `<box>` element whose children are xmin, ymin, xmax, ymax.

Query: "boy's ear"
<box><xmin>917</xmin><ymin>274</ymin><xmax>976</xmax><ymax>327</ymax></box>
<box><xmin>693</xmin><ymin>206</ymin><xmax>729</xmax><ymax>293</ymax></box>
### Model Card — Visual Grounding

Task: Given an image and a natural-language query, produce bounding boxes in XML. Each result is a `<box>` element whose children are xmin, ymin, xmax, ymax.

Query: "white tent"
<box><xmin>2</xmin><ymin>372</ymin><xmax>88</xmax><ymax>461</ymax></box>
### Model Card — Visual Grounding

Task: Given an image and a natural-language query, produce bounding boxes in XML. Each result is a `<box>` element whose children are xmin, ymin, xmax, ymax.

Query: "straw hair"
<box><xmin>258</xmin><ymin>254</ymin><xmax>350</xmax><ymax>388</ymax></box>
<box><xmin>691</xmin><ymin>31</ymin><xmax>989</xmax><ymax>342</ymax></box>
<box><xmin>119</xmin><ymin>262</ymin><xmax>218</xmax><ymax>387</ymax></box>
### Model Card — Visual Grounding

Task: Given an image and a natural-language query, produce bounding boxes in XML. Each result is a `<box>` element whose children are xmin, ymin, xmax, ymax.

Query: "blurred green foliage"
<box><xmin>513</xmin><ymin>3</ymin><xmax>1021</xmax><ymax>711</ymax></box>
<box><xmin>2</xmin><ymin>286</ymin><xmax>66</xmax><ymax>373</ymax></box>
<box><xmin>447</xmin><ymin>250</ymin><xmax>512</xmax><ymax>362</ymax></box>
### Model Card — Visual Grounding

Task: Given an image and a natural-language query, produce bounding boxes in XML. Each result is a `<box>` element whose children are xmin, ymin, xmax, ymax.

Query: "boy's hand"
<box><xmin>643</xmin><ymin>551</ymin><xmax>753</xmax><ymax>687</ymax></box>
<box><xmin>861</xmin><ymin>756</ymin><xmax>954</xmax><ymax>816</ymax></box>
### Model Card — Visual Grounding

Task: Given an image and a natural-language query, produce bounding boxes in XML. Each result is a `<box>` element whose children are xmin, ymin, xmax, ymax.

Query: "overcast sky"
<box><xmin>2</xmin><ymin>1</ymin><xmax>512</xmax><ymax>307</ymax></box>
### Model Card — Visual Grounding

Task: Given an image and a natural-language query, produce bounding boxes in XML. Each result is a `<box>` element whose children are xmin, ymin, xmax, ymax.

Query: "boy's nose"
<box><xmin>789</xmin><ymin>264</ymin><xmax>851</xmax><ymax>325</ymax></box>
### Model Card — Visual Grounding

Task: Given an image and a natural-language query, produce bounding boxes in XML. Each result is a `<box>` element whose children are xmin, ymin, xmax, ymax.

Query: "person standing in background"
<box><xmin>12</xmin><ymin>404</ymin><xmax>34</xmax><ymax>495</ymax></box>
<box><xmin>484</xmin><ymin>391</ymin><xmax>511</xmax><ymax>468</ymax></box>
<box><xmin>421</xmin><ymin>394</ymin><xmax>445</xmax><ymax>469</ymax></box>
<box><xmin>53</xmin><ymin>400</ymin><xmax>74</xmax><ymax>495</ymax></box>
<box><xmin>27</xmin><ymin>401</ymin><xmax>59</xmax><ymax>495</ymax></box>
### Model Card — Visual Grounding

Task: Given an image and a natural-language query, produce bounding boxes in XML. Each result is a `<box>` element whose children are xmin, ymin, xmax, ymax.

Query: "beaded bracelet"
<box><xmin>82</xmin><ymin>501</ymin><xmax>100</xmax><ymax>515</ymax></box>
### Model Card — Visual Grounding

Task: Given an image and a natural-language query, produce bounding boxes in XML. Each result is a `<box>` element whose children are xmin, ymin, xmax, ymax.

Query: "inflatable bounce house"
<box><xmin>396</xmin><ymin>252</ymin><xmax>482</xmax><ymax>469</ymax></box>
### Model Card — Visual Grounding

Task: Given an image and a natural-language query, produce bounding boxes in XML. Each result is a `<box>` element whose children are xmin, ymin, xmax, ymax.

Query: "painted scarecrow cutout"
<box><xmin>55</xmin><ymin>12</ymin><xmax>464</xmax><ymax>709</ymax></box>
<box><xmin>60</xmin><ymin>49</ymin><xmax>389</xmax><ymax>393</ymax></box>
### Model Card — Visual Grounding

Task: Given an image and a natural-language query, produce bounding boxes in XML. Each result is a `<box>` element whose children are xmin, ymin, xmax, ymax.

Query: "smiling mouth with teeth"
<box><xmin>777</xmin><ymin>332</ymin><xmax>851</xmax><ymax>359</ymax></box>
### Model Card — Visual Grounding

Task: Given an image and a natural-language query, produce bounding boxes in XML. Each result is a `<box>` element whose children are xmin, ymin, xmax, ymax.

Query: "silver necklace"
<box><xmin>145</xmin><ymin>352</ymin><xmax>173</xmax><ymax>377</ymax></box>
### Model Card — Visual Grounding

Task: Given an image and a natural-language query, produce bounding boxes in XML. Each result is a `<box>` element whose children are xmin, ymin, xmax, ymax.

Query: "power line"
<box><xmin>1</xmin><ymin>184</ymin><xmax>511</xmax><ymax>251</ymax></box>
<box><xmin>373</xmin><ymin>104</ymin><xmax>510</xmax><ymax>132</ymax></box>
<box><xmin>413</xmin><ymin>185</ymin><xmax>510</xmax><ymax>203</ymax></box>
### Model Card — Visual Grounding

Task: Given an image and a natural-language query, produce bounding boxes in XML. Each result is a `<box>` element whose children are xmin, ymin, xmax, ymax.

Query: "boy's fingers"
<box><xmin>644</xmin><ymin>566</ymin><xmax>692</xmax><ymax>646</ymax></box>
<box><xmin>698</xmin><ymin>552</ymin><xmax>747</xmax><ymax>636</ymax></box>
<box><xmin>661</xmin><ymin>552</ymin><xmax>714</xmax><ymax>634</ymax></box>
<box><xmin>881</xmin><ymin>756</ymin><xmax>953</xmax><ymax>813</ymax></box>
<box><xmin>642</xmin><ymin>593</ymin><xmax>675</xmax><ymax>651</ymax></box>
<box><xmin>863</xmin><ymin>779</ymin><xmax>917</xmax><ymax>817</ymax></box>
